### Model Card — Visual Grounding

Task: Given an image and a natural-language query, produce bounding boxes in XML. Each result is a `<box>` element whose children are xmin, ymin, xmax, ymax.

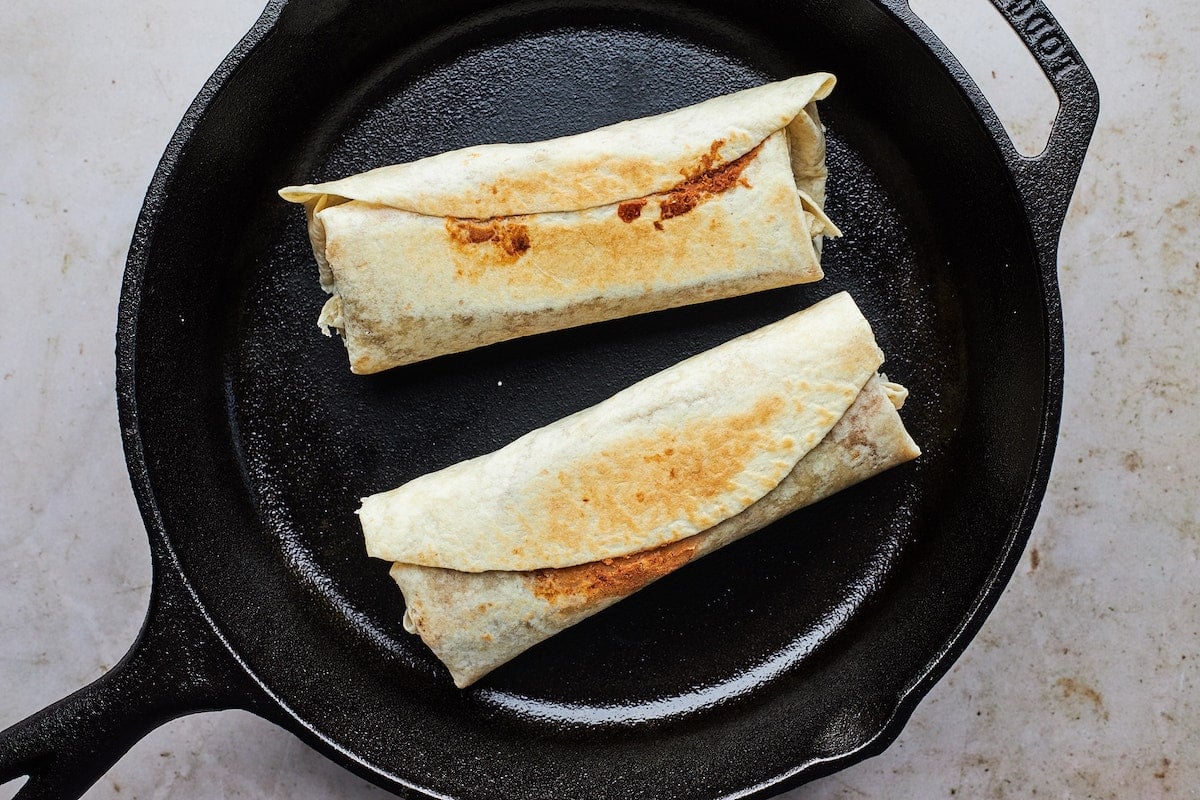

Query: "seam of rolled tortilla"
<box><xmin>278</xmin><ymin>73</ymin><xmax>837</xmax><ymax>217</ymax></box>
<box><xmin>360</xmin><ymin>292</ymin><xmax>884</xmax><ymax>572</ymax></box>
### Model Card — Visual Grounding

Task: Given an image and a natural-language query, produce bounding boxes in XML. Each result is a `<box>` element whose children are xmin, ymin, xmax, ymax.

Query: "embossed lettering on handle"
<box><xmin>996</xmin><ymin>0</ymin><xmax>1081</xmax><ymax>79</ymax></box>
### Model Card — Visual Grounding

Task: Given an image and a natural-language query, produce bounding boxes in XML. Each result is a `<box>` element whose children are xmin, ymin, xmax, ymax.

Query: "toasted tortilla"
<box><xmin>279</xmin><ymin>74</ymin><xmax>840</xmax><ymax>373</ymax></box>
<box><xmin>359</xmin><ymin>293</ymin><xmax>920</xmax><ymax>686</ymax></box>
<box><xmin>392</xmin><ymin>374</ymin><xmax>918</xmax><ymax>687</ymax></box>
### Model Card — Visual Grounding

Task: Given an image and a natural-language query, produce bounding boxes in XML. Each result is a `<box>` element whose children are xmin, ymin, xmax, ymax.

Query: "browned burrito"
<box><xmin>279</xmin><ymin>74</ymin><xmax>840</xmax><ymax>373</ymax></box>
<box><xmin>359</xmin><ymin>293</ymin><xmax>920</xmax><ymax>686</ymax></box>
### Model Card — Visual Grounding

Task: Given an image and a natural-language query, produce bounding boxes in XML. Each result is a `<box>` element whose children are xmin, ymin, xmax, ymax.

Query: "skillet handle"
<box><xmin>0</xmin><ymin>544</ymin><xmax>268</xmax><ymax>800</ymax></box>
<box><xmin>985</xmin><ymin>0</ymin><xmax>1100</xmax><ymax>239</ymax></box>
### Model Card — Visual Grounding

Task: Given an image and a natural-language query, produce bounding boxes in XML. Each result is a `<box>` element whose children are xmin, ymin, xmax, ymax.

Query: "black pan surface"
<box><xmin>0</xmin><ymin>0</ymin><xmax>1098</xmax><ymax>797</ymax></box>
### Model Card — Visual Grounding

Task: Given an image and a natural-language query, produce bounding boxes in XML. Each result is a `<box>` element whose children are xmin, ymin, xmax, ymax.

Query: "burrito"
<box><xmin>360</xmin><ymin>293</ymin><xmax>920</xmax><ymax>686</ymax></box>
<box><xmin>280</xmin><ymin>74</ymin><xmax>840</xmax><ymax>374</ymax></box>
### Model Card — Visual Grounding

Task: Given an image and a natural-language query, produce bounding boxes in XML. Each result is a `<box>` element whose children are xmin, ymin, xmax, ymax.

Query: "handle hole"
<box><xmin>0</xmin><ymin>776</ymin><xmax>29</xmax><ymax>800</ymax></box>
<box><xmin>909</xmin><ymin>0</ymin><xmax>1059</xmax><ymax>156</ymax></box>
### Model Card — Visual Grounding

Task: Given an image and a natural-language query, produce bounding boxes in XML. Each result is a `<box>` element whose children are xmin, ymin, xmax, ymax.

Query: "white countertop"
<box><xmin>1</xmin><ymin>1</ymin><xmax>1196</xmax><ymax>797</ymax></box>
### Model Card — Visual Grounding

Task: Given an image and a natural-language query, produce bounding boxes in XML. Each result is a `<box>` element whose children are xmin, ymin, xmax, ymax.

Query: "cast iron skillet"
<box><xmin>0</xmin><ymin>0</ymin><xmax>1097</xmax><ymax>797</ymax></box>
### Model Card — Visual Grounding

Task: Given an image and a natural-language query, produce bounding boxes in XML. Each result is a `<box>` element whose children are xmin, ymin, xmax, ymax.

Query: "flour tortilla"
<box><xmin>279</xmin><ymin>74</ymin><xmax>840</xmax><ymax>373</ymax></box>
<box><xmin>359</xmin><ymin>293</ymin><xmax>920</xmax><ymax>686</ymax></box>
<box><xmin>393</xmin><ymin>374</ymin><xmax>917</xmax><ymax>687</ymax></box>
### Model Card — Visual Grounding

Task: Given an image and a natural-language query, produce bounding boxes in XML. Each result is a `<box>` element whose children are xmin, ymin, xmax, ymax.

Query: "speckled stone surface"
<box><xmin>1</xmin><ymin>1</ymin><xmax>1196</xmax><ymax>798</ymax></box>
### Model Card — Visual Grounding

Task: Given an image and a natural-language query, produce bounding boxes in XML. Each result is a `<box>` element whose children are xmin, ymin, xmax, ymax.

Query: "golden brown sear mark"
<box><xmin>529</xmin><ymin>394</ymin><xmax>790</xmax><ymax>557</ymax></box>
<box><xmin>445</xmin><ymin>218</ymin><xmax>531</xmax><ymax>259</ymax></box>
<box><xmin>531</xmin><ymin>537</ymin><xmax>698</xmax><ymax>604</ymax></box>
